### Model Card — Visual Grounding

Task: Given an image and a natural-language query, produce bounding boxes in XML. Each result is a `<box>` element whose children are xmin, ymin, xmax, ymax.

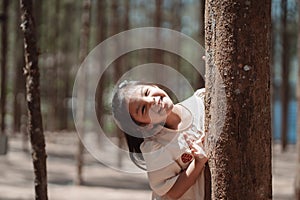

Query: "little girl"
<box><xmin>112</xmin><ymin>80</ymin><xmax>207</xmax><ymax>200</ymax></box>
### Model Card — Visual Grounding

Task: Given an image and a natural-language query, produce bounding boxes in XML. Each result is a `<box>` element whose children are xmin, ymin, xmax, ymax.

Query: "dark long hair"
<box><xmin>112</xmin><ymin>80</ymin><xmax>146</xmax><ymax>170</ymax></box>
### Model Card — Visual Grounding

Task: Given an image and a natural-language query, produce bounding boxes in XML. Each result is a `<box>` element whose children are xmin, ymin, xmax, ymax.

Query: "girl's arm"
<box><xmin>166</xmin><ymin>154</ymin><xmax>207</xmax><ymax>199</ymax></box>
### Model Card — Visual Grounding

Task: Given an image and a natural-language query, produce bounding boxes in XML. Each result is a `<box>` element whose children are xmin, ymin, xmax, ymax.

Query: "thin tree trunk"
<box><xmin>205</xmin><ymin>0</ymin><xmax>272</xmax><ymax>199</ymax></box>
<box><xmin>294</xmin><ymin>0</ymin><xmax>300</xmax><ymax>198</ymax></box>
<box><xmin>20</xmin><ymin>0</ymin><xmax>48</xmax><ymax>199</ymax></box>
<box><xmin>111</xmin><ymin>0</ymin><xmax>124</xmax><ymax>168</ymax></box>
<box><xmin>199</xmin><ymin>0</ymin><xmax>205</xmax><ymax>46</ymax></box>
<box><xmin>13</xmin><ymin>51</ymin><xmax>26</xmax><ymax>135</ymax></box>
<box><xmin>96</xmin><ymin>0</ymin><xmax>106</xmax><ymax>44</ymax></box>
<box><xmin>58</xmin><ymin>2</ymin><xmax>75</xmax><ymax>131</ymax></box>
<box><xmin>53</xmin><ymin>0</ymin><xmax>62</xmax><ymax>130</ymax></box>
<box><xmin>154</xmin><ymin>0</ymin><xmax>163</xmax><ymax>65</ymax></box>
<box><xmin>52</xmin><ymin>0</ymin><xmax>60</xmax><ymax>131</ymax></box>
<box><xmin>95</xmin><ymin>0</ymin><xmax>106</xmax><ymax>128</ymax></box>
<box><xmin>170</xmin><ymin>0</ymin><xmax>183</xmax><ymax>91</ymax></box>
<box><xmin>196</xmin><ymin>0</ymin><xmax>205</xmax><ymax>89</ymax></box>
<box><xmin>124</xmin><ymin>0</ymin><xmax>130</xmax><ymax>30</ymax></box>
<box><xmin>75</xmin><ymin>0</ymin><xmax>91</xmax><ymax>186</ymax></box>
<box><xmin>0</xmin><ymin>0</ymin><xmax>9</xmax><ymax>155</ymax></box>
<box><xmin>14</xmin><ymin>0</ymin><xmax>26</xmax><ymax>134</ymax></box>
<box><xmin>54</xmin><ymin>0</ymin><xmax>69</xmax><ymax>131</ymax></box>
<box><xmin>280</xmin><ymin>0</ymin><xmax>289</xmax><ymax>151</ymax></box>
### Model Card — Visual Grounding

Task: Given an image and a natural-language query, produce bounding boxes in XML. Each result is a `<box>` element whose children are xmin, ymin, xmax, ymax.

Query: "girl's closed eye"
<box><xmin>145</xmin><ymin>88</ymin><xmax>150</xmax><ymax>96</ymax></box>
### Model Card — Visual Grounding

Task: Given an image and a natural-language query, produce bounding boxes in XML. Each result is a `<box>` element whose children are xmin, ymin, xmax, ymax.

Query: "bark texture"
<box><xmin>204</xmin><ymin>0</ymin><xmax>272</xmax><ymax>199</ymax></box>
<box><xmin>20</xmin><ymin>0</ymin><xmax>48</xmax><ymax>199</ymax></box>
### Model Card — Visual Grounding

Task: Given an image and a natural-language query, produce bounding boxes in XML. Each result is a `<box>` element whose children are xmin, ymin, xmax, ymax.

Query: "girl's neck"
<box><xmin>164</xmin><ymin>105</ymin><xmax>181</xmax><ymax>130</ymax></box>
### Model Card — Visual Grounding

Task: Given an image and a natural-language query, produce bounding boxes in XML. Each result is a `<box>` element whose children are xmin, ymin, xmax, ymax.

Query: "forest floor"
<box><xmin>0</xmin><ymin>132</ymin><xmax>297</xmax><ymax>200</ymax></box>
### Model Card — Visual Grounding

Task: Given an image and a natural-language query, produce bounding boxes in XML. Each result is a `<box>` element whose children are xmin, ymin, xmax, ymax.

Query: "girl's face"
<box><xmin>127</xmin><ymin>85</ymin><xmax>174</xmax><ymax>125</ymax></box>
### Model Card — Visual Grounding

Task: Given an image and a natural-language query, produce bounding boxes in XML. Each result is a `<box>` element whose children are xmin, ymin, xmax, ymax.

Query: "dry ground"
<box><xmin>0</xmin><ymin>132</ymin><xmax>297</xmax><ymax>200</ymax></box>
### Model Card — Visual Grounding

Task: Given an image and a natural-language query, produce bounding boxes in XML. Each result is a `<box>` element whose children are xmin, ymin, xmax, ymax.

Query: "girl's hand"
<box><xmin>190</xmin><ymin>145</ymin><xmax>208</xmax><ymax>165</ymax></box>
<box><xmin>184</xmin><ymin>133</ymin><xmax>208</xmax><ymax>163</ymax></box>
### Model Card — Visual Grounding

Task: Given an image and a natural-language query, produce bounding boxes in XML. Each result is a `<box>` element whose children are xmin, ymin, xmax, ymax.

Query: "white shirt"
<box><xmin>140</xmin><ymin>89</ymin><xmax>206</xmax><ymax>200</ymax></box>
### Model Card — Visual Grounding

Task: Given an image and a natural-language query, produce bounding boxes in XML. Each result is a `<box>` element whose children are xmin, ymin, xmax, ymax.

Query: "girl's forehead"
<box><xmin>124</xmin><ymin>83</ymin><xmax>157</xmax><ymax>100</ymax></box>
<box><xmin>126</xmin><ymin>84</ymin><xmax>143</xmax><ymax>95</ymax></box>
<box><xmin>123</xmin><ymin>85</ymin><xmax>143</xmax><ymax>103</ymax></box>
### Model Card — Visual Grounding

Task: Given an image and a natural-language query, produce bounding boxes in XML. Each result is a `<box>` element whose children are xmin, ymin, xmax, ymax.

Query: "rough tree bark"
<box><xmin>204</xmin><ymin>0</ymin><xmax>272</xmax><ymax>199</ymax></box>
<box><xmin>20</xmin><ymin>0</ymin><xmax>48</xmax><ymax>200</ymax></box>
<box><xmin>75</xmin><ymin>0</ymin><xmax>91</xmax><ymax>186</ymax></box>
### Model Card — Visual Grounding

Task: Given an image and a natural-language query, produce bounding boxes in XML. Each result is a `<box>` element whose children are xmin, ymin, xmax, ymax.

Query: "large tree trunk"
<box><xmin>280</xmin><ymin>0</ymin><xmax>289</xmax><ymax>151</ymax></box>
<box><xmin>75</xmin><ymin>0</ymin><xmax>91</xmax><ymax>186</ymax></box>
<box><xmin>0</xmin><ymin>0</ymin><xmax>9</xmax><ymax>155</ymax></box>
<box><xmin>20</xmin><ymin>0</ymin><xmax>48</xmax><ymax>200</ymax></box>
<box><xmin>204</xmin><ymin>0</ymin><xmax>272</xmax><ymax>199</ymax></box>
<box><xmin>294</xmin><ymin>0</ymin><xmax>300</xmax><ymax>198</ymax></box>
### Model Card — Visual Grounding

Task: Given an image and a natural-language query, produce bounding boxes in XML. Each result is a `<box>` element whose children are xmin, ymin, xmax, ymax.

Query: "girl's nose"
<box><xmin>151</xmin><ymin>96</ymin><xmax>161</xmax><ymax>105</ymax></box>
<box><xmin>144</xmin><ymin>96</ymin><xmax>159</xmax><ymax>105</ymax></box>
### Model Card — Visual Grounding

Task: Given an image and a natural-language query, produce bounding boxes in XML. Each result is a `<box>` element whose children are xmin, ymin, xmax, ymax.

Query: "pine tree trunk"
<box><xmin>196</xmin><ymin>0</ymin><xmax>205</xmax><ymax>89</ymax></box>
<box><xmin>199</xmin><ymin>0</ymin><xmax>205</xmax><ymax>46</ymax></box>
<box><xmin>294</xmin><ymin>0</ymin><xmax>300</xmax><ymax>198</ymax></box>
<box><xmin>0</xmin><ymin>0</ymin><xmax>9</xmax><ymax>155</ymax></box>
<box><xmin>95</xmin><ymin>0</ymin><xmax>106</xmax><ymax>130</ymax></box>
<box><xmin>111</xmin><ymin>0</ymin><xmax>125</xmax><ymax>168</ymax></box>
<box><xmin>20</xmin><ymin>0</ymin><xmax>48</xmax><ymax>199</ymax></box>
<box><xmin>125</xmin><ymin>0</ymin><xmax>130</xmax><ymax>30</ymax></box>
<box><xmin>13</xmin><ymin>0</ymin><xmax>26</xmax><ymax>134</ymax></box>
<box><xmin>75</xmin><ymin>0</ymin><xmax>91</xmax><ymax>186</ymax></box>
<box><xmin>58</xmin><ymin>2</ymin><xmax>75</xmax><ymax>131</ymax></box>
<box><xmin>96</xmin><ymin>0</ymin><xmax>106</xmax><ymax>44</ymax></box>
<box><xmin>204</xmin><ymin>0</ymin><xmax>272</xmax><ymax>199</ymax></box>
<box><xmin>280</xmin><ymin>0</ymin><xmax>289</xmax><ymax>151</ymax></box>
<box><xmin>154</xmin><ymin>0</ymin><xmax>163</xmax><ymax>64</ymax></box>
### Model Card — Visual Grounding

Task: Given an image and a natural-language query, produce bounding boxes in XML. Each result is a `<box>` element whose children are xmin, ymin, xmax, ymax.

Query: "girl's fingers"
<box><xmin>184</xmin><ymin>133</ymin><xmax>195</xmax><ymax>148</ymax></box>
